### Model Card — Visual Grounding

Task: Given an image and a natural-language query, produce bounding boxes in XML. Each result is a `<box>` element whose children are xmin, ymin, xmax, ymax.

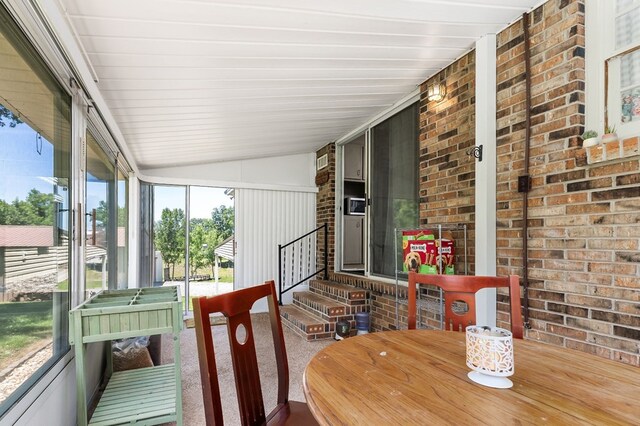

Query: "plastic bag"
<box><xmin>112</xmin><ymin>336</ymin><xmax>150</xmax><ymax>354</ymax></box>
<box><xmin>112</xmin><ymin>336</ymin><xmax>153</xmax><ymax>371</ymax></box>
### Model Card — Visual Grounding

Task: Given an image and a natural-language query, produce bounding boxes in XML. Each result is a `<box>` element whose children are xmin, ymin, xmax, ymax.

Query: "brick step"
<box><xmin>293</xmin><ymin>291</ymin><xmax>352</xmax><ymax>321</ymax></box>
<box><xmin>309</xmin><ymin>280</ymin><xmax>368</xmax><ymax>306</ymax></box>
<box><xmin>279</xmin><ymin>305</ymin><xmax>333</xmax><ymax>341</ymax></box>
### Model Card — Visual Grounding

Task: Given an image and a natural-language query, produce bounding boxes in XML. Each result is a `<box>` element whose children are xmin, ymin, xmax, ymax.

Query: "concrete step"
<box><xmin>279</xmin><ymin>305</ymin><xmax>333</xmax><ymax>341</ymax></box>
<box><xmin>310</xmin><ymin>279</ymin><xmax>368</xmax><ymax>306</ymax></box>
<box><xmin>293</xmin><ymin>291</ymin><xmax>348</xmax><ymax>321</ymax></box>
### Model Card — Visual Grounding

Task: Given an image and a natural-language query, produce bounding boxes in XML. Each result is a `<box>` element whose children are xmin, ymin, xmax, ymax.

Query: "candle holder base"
<box><xmin>467</xmin><ymin>371</ymin><xmax>513</xmax><ymax>389</ymax></box>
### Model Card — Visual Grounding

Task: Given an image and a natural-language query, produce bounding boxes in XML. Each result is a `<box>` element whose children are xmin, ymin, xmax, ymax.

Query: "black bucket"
<box><xmin>335</xmin><ymin>320</ymin><xmax>350</xmax><ymax>340</ymax></box>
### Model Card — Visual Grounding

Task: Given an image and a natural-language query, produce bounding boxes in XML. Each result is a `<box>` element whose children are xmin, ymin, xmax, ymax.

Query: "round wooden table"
<box><xmin>303</xmin><ymin>330</ymin><xmax>639</xmax><ymax>425</ymax></box>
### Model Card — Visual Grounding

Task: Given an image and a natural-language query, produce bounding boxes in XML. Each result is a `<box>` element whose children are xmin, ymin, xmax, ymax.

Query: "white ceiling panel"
<box><xmin>58</xmin><ymin>0</ymin><xmax>540</xmax><ymax>169</ymax></box>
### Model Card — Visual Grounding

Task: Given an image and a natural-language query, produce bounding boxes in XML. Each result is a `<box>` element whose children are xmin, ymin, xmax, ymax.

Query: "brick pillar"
<box><xmin>316</xmin><ymin>143</ymin><xmax>336</xmax><ymax>274</ymax></box>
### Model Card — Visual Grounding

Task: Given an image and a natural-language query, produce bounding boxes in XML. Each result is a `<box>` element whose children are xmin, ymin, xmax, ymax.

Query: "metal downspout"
<box><xmin>522</xmin><ymin>12</ymin><xmax>532</xmax><ymax>328</ymax></box>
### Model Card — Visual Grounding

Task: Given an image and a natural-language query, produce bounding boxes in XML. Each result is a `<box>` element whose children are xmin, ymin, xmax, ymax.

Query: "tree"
<box><xmin>95</xmin><ymin>200</ymin><xmax>128</xmax><ymax>229</ymax></box>
<box><xmin>0</xmin><ymin>105</ymin><xmax>22</xmax><ymax>128</ymax></box>
<box><xmin>0</xmin><ymin>189</ymin><xmax>55</xmax><ymax>225</ymax></box>
<box><xmin>154</xmin><ymin>208</ymin><xmax>185</xmax><ymax>280</ymax></box>
<box><xmin>26</xmin><ymin>189</ymin><xmax>55</xmax><ymax>225</ymax></box>
<box><xmin>188</xmin><ymin>221</ymin><xmax>209</xmax><ymax>276</ymax></box>
<box><xmin>211</xmin><ymin>205</ymin><xmax>234</xmax><ymax>240</ymax></box>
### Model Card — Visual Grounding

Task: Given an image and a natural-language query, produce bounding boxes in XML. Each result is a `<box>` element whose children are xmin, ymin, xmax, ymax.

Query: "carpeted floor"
<box><xmin>162</xmin><ymin>313</ymin><xmax>334</xmax><ymax>425</ymax></box>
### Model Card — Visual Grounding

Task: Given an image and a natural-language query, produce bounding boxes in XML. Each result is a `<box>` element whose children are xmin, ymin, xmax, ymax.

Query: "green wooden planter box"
<box><xmin>69</xmin><ymin>286</ymin><xmax>183</xmax><ymax>426</ymax></box>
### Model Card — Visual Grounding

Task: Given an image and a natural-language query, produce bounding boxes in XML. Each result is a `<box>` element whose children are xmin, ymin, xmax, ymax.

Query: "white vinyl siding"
<box><xmin>234</xmin><ymin>189</ymin><xmax>315</xmax><ymax>306</ymax></box>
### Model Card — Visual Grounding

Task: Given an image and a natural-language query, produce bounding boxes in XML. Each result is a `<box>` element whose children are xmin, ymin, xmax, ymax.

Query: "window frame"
<box><xmin>586</xmin><ymin>0</ymin><xmax>640</xmax><ymax>138</ymax></box>
<box><xmin>335</xmin><ymin>91</ymin><xmax>420</xmax><ymax>281</ymax></box>
<box><xmin>0</xmin><ymin>2</ymin><xmax>73</xmax><ymax>416</ymax></box>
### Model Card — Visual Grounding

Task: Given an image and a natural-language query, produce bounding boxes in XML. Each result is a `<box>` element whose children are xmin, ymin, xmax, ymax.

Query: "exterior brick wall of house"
<box><xmin>419</xmin><ymin>52</ymin><xmax>477</xmax><ymax>275</ymax></box>
<box><xmin>316</xmin><ymin>0</ymin><xmax>639</xmax><ymax>365</ymax></box>
<box><xmin>496</xmin><ymin>0</ymin><xmax>640</xmax><ymax>366</ymax></box>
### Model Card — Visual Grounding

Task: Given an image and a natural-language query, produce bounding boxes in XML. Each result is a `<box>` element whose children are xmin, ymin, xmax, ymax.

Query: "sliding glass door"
<box><xmin>116</xmin><ymin>170</ymin><xmax>128</xmax><ymax>289</ymax></box>
<box><xmin>85</xmin><ymin>132</ymin><xmax>115</xmax><ymax>292</ymax></box>
<box><xmin>0</xmin><ymin>4</ymin><xmax>71</xmax><ymax>412</ymax></box>
<box><xmin>147</xmin><ymin>185</ymin><xmax>234</xmax><ymax>314</ymax></box>
<box><xmin>188</xmin><ymin>186</ymin><xmax>234</xmax><ymax>307</ymax></box>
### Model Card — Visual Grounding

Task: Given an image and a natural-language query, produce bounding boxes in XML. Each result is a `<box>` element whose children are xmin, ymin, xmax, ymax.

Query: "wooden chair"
<box><xmin>193</xmin><ymin>280</ymin><xmax>318</xmax><ymax>426</ymax></box>
<box><xmin>407</xmin><ymin>272</ymin><xmax>523</xmax><ymax>339</ymax></box>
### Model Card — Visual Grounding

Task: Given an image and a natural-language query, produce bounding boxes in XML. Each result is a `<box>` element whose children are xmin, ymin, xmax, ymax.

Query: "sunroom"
<box><xmin>1</xmin><ymin>0</ymin><xmax>639</xmax><ymax>425</ymax></box>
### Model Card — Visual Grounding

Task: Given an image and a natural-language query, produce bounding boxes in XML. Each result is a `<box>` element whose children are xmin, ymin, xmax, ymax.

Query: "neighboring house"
<box><xmin>0</xmin><ymin>226</ymin><xmax>66</xmax><ymax>301</ymax></box>
<box><xmin>213</xmin><ymin>235</ymin><xmax>234</xmax><ymax>283</ymax></box>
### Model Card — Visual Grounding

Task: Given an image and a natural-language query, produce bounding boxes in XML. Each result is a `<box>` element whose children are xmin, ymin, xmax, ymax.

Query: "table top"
<box><xmin>303</xmin><ymin>330</ymin><xmax>639</xmax><ymax>425</ymax></box>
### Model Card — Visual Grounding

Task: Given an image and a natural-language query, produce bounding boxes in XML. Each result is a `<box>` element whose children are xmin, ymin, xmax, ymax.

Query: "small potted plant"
<box><xmin>581</xmin><ymin>130</ymin><xmax>599</xmax><ymax>147</ymax></box>
<box><xmin>601</xmin><ymin>125</ymin><xmax>618</xmax><ymax>144</ymax></box>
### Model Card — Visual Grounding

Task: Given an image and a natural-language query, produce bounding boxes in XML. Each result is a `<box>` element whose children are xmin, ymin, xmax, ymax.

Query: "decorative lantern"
<box><xmin>465</xmin><ymin>326</ymin><xmax>514</xmax><ymax>389</ymax></box>
<box><xmin>426</xmin><ymin>82</ymin><xmax>446</xmax><ymax>102</ymax></box>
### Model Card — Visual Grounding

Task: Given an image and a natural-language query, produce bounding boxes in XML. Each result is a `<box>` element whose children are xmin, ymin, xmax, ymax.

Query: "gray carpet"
<box><xmin>162</xmin><ymin>313</ymin><xmax>333</xmax><ymax>425</ymax></box>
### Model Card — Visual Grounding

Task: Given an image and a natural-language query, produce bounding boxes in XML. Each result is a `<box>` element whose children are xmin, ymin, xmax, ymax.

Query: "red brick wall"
<box><xmin>419</xmin><ymin>52</ymin><xmax>476</xmax><ymax>275</ymax></box>
<box><xmin>315</xmin><ymin>144</ymin><xmax>336</xmax><ymax>273</ymax></box>
<box><xmin>316</xmin><ymin>0</ymin><xmax>639</xmax><ymax>365</ymax></box>
<box><xmin>496</xmin><ymin>0</ymin><xmax>640</xmax><ymax>366</ymax></box>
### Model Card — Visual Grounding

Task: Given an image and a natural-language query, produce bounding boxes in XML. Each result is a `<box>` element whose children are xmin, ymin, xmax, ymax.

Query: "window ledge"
<box><xmin>586</xmin><ymin>137</ymin><xmax>640</xmax><ymax>165</ymax></box>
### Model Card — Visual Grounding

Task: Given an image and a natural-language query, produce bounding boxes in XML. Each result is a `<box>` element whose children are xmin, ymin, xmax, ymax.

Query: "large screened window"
<box><xmin>370</xmin><ymin>103</ymin><xmax>419</xmax><ymax>277</ymax></box>
<box><xmin>0</xmin><ymin>5</ymin><xmax>71</xmax><ymax>413</ymax></box>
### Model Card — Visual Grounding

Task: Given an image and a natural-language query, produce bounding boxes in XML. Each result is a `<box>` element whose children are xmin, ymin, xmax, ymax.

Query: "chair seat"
<box><xmin>266</xmin><ymin>401</ymin><xmax>318</xmax><ymax>426</ymax></box>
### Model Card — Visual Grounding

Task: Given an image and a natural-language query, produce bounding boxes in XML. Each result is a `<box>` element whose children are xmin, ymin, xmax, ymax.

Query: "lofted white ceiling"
<box><xmin>59</xmin><ymin>0</ymin><xmax>540</xmax><ymax>170</ymax></box>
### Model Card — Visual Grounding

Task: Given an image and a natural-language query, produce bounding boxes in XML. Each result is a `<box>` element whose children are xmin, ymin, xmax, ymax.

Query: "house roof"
<box><xmin>0</xmin><ymin>225</ymin><xmax>126</xmax><ymax>248</ymax></box>
<box><xmin>0</xmin><ymin>225</ymin><xmax>54</xmax><ymax>247</ymax></box>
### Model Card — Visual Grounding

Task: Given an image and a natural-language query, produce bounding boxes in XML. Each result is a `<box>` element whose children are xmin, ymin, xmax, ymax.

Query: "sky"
<box><xmin>1</xmin><ymin>113</ymin><xmax>233</xmax><ymax>226</ymax></box>
<box><xmin>0</xmin><ymin>120</ymin><xmax>57</xmax><ymax>202</ymax></box>
<box><xmin>153</xmin><ymin>185</ymin><xmax>233</xmax><ymax>222</ymax></box>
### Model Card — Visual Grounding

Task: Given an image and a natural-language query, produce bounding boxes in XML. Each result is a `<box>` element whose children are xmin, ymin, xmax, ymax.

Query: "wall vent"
<box><xmin>317</xmin><ymin>154</ymin><xmax>328</xmax><ymax>170</ymax></box>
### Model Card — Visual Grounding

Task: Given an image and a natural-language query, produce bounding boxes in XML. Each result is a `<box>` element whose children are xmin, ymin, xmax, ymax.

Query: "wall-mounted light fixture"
<box><xmin>426</xmin><ymin>82</ymin><xmax>446</xmax><ymax>102</ymax></box>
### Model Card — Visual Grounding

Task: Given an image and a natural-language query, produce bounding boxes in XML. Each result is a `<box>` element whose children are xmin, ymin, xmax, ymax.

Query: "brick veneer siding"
<box><xmin>496</xmin><ymin>0</ymin><xmax>640</xmax><ymax>366</ymax></box>
<box><xmin>316</xmin><ymin>143</ymin><xmax>336</xmax><ymax>274</ymax></box>
<box><xmin>315</xmin><ymin>0</ymin><xmax>639</xmax><ymax>365</ymax></box>
<box><xmin>419</xmin><ymin>52</ymin><xmax>476</xmax><ymax>275</ymax></box>
<box><xmin>328</xmin><ymin>272</ymin><xmax>408</xmax><ymax>331</ymax></box>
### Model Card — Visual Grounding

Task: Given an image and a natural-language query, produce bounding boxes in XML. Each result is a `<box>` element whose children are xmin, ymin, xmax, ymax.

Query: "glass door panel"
<box><xmin>153</xmin><ymin>186</ymin><xmax>186</xmax><ymax>310</ymax></box>
<box><xmin>187</xmin><ymin>186</ymin><xmax>234</xmax><ymax>312</ymax></box>
<box><xmin>116</xmin><ymin>170</ymin><xmax>128</xmax><ymax>289</ymax></box>
<box><xmin>85</xmin><ymin>132</ymin><xmax>115</xmax><ymax>293</ymax></box>
<box><xmin>0</xmin><ymin>3</ymin><xmax>71</xmax><ymax>410</ymax></box>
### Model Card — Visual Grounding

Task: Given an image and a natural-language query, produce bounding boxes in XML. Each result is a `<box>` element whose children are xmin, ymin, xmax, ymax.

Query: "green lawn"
<box><xmin>214</xmin><ymin>267</ymin><xmax>233</xmax><ymax>282</ymax></box>
<box><xmin>57</xmin><ymin>269</ymin><xmax>109</xmax><ymax>291</ymax></box>
<box><xmin>167</xmin><ymin>264</ymin><xmax>234</xmax><ymax>282</ymax></box>
<box><xmin>0</xmin><ymin>301</ymin><xmax>52</xmax><ymax>368</ymax></box>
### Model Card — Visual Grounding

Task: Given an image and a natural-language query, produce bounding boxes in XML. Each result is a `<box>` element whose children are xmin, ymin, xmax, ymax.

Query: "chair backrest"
<box><xmin>193</xmin><ymin>280</ymin><xmax>289</xmax><ymax>426</ymax></box>
<box><xmin>407</xmin><ymin>272</ymin><xmax>523</xmax><ymax>339</ymax></box>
